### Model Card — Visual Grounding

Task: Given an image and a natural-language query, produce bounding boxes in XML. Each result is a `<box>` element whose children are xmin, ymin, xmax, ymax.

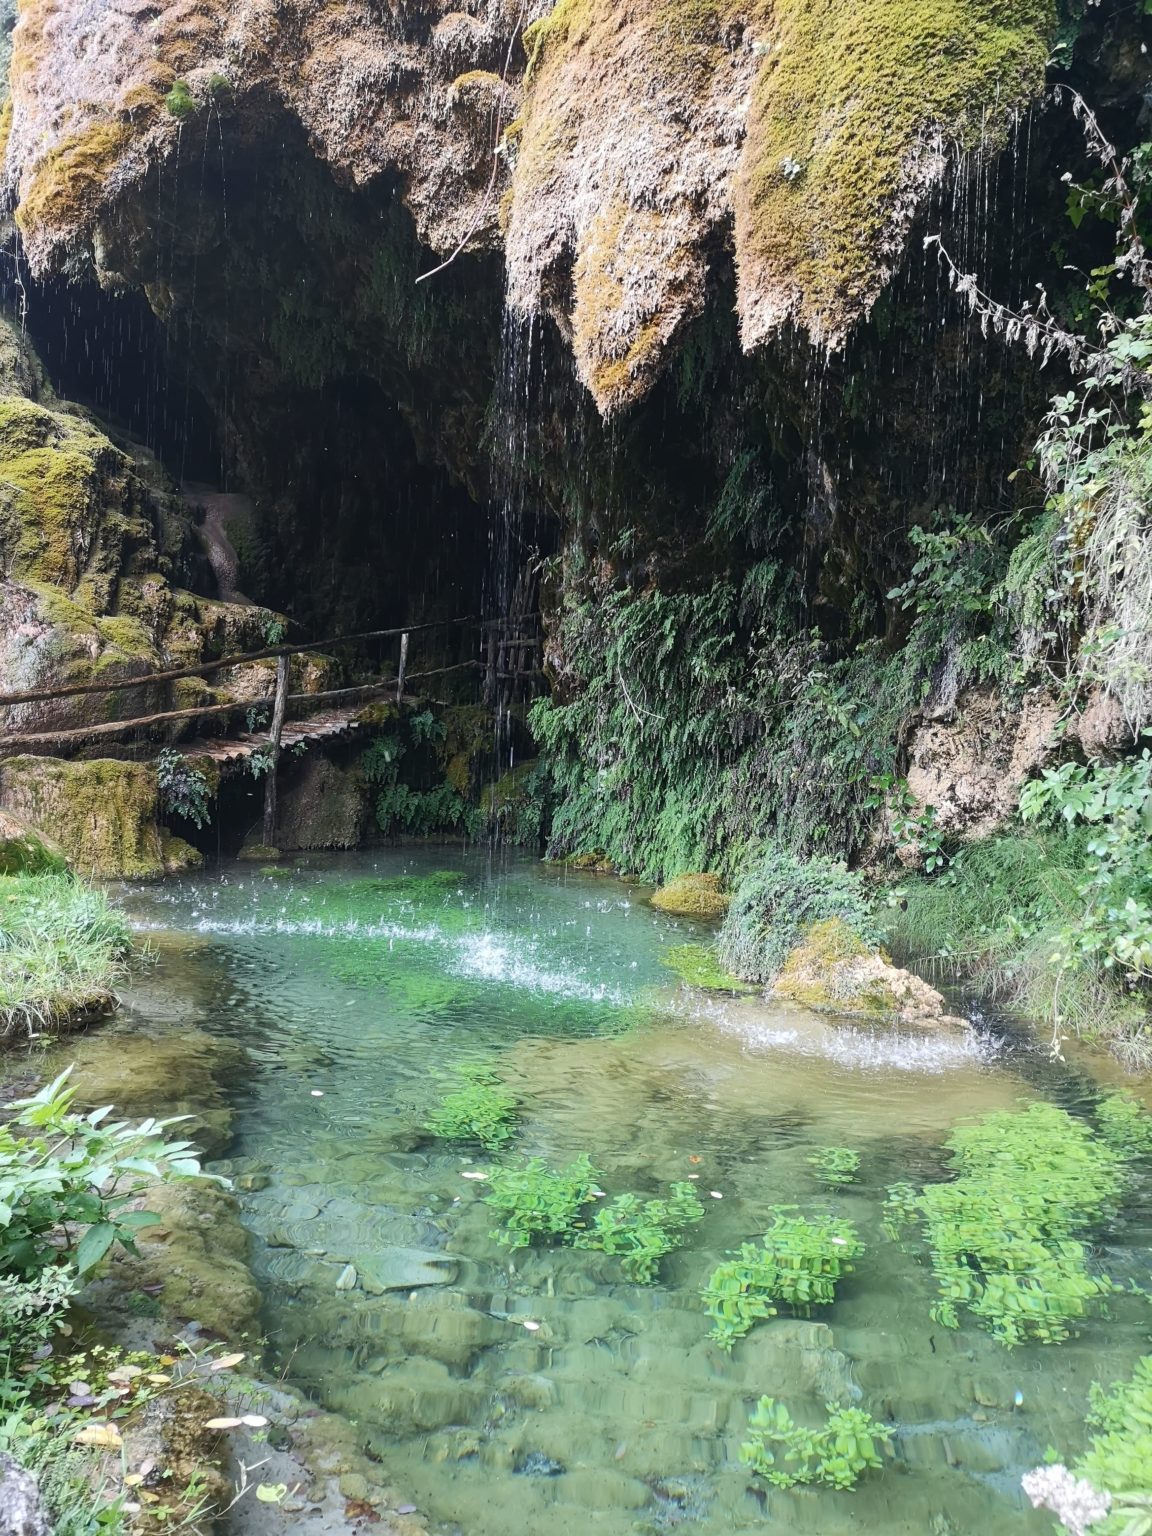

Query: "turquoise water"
<box><xmin>102</xmin><ymin>849</ymin><xmax>1151</xmax><ymax>1534</ymax></box>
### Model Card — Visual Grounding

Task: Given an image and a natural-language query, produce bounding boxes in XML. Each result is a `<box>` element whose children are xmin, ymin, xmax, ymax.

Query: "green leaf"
<box><xmin>75</xmin><ymin>1222</ymin><xmax>117</xmax><ymax>1274</ymax></box>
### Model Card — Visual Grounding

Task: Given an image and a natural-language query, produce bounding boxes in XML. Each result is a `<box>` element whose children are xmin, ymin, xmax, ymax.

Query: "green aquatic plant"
<box><xmin>1096</xmin><ymin>1092</ymin><xmax>1152</xmax><ymax>1157</ymax></box>
<box><xmin>574</xmin><ymin>1182</ymin><xmax>705</xmax><ymax>1282</ymax></box>
<box><xmin>484</xmin><ymin>1154</ymin><xmax>602</xmax><ymax>1249</ymax></box>
<box><xmin>1075</xmin><ymin>1356</ymin><xmax>1152</xmax><ymax>1533</ymax></box>
<box><xmin>807</xmin><ymin>1146</ymin><xmax>860</xmax><ymax>1187</ymax></box>
<box><xmin>702</xmin><ymin>1207</ymin><xmax>864</xmax><ymax>1351</ymax></box>
<box><xmin>660</xmin><ymin>943</ymin><xmax>747</xmax><ymax>992</ymax></box>
<box><xmin>741</xmin><ymin>1396</ymin><xmax>891</xmax><ymax>1492</ymax></box>
<box><xmin>909</xmin><ymin>1102</ymin><xmax>1127</xmax><ymax>1345</ymax></box>
<box><xmin>425</xmin><ymin>1062</ymin><xmax>519</xmax><ymax>1152</ymax></box>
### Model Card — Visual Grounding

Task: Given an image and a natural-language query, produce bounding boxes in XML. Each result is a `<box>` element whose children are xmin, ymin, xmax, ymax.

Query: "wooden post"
<box><xmin>396</xmin><ymin>631</ymin><xmax>409</xmax><ymax>703</ymax></box>
<box><xmin>262</xmin><ymin>652</ymin><xmax>289</xmax><ymax>847</ymax></box>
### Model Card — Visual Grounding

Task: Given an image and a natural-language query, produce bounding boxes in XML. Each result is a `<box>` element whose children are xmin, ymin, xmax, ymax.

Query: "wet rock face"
<box><xmin>1</xmin><ymin>0</ymin><xmax>1057</xmax><ymax>412</ymax></box>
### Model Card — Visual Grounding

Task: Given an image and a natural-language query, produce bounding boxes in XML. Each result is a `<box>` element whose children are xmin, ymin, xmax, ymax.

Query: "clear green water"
<box><xmin>97</xmin><ymin>851</ymin><xmax>1152</xmax><ymax>1533</ymax></box>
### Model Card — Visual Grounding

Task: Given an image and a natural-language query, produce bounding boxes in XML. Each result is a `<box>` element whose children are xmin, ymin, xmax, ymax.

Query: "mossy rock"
<box><xmin>650</xmin><ymin>872</ymin><xmax>729</xmax><ymax>919</ymax></box>
<box><xmin>773</xmin><ymin>917</ymin><xmax>965</xmax><ymax>1026</ymax></box>
<box><xmin>160</xmin><ymin>830</ymin><xmax>203</xmax><ymax>873</ymax></box>
<box><xmin>86</xmin><ymin>1178</ymin><xmax>261</xmax><ymax>1343</ymax></box>
<box><xmin>562</xmin><ymin>849</ymin><xmax>616</xmax><ymax>873</ymax></box>
<box><xmin>0</xmin><ymin>807</ymin><xmax>68</xmax><ymax>874</ymax></box>
<box><xmin>237</xmin><ymin>842</ymin><xmax>281</xmax><ymax>861</ymax></box>
<box><xmin>0</xmin><ymin>755</ymin><xmax>164</xmax><ymax>878</ymax></box>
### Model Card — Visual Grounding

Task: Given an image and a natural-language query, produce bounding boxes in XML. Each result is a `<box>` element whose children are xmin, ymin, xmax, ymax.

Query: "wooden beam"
<box><xmin>262</xmin><ymin>653</ymin><xmax>290</xmax><ymax>847</ymax></box>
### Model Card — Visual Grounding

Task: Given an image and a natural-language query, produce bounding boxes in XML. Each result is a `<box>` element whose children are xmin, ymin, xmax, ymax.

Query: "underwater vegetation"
<box><xmin>425</xmin><ymin>1062</ymin><xmax>520</xmax><ymax>1152</ymax></box>
<box><xmin>885</xmin><ymin>1097</ymin><xmax>1152</xmax><ymax>1346</ymax></box>
<box><xmin>701</xmin><ymin>1208</ymin><xmax>865</xmax><ymax>1351</ymax></box>
<box><xmin>740</xmin><ymin>1397</ymin><xmax>893</xmax><ymax>1492</ymax></box>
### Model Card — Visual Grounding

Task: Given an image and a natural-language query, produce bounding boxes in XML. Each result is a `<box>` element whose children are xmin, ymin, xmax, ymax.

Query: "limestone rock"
<box><xmin>0</xmin><ymin>755</ymin><xmax>165</xmax><ymax>878</ymax></box>
<box><xmin>772</xmin><ymin>917</ymin><xmax>967</xmax><ymax>1027</ymax></box>
<box><xmin>650</xmin><ymin>872</ymin><xmax>729</xmax><ymax>919</ymax></box>
<box><xmin>276</xmin><ymin>753</ymin><xmax>368</xmax><ymax>850</ymax></box>
<box><xmin>0</xmin><ymin>1454</ymin><xmax>50</xmax><ymax>1536</ymax></box>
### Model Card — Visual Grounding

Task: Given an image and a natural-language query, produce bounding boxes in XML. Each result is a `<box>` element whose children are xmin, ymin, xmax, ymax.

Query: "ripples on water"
<box><xmin>109</xmin><ymin>850</ymin><xmax>1149</xmax><ymax>1536</ymax></box>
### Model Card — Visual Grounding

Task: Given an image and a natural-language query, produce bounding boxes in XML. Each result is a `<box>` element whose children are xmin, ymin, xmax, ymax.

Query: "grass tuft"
<box><xmin>0</xmin><ymin>874</ymin><xmax>130</xmax><ymax>1038</ymax></box>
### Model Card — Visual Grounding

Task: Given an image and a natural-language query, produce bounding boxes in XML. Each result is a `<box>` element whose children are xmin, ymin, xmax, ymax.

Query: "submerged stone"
<box><xmin>355</xmin><ymin>1249</ymin><xmax>459</xmax><ymax>1294</ymax></box>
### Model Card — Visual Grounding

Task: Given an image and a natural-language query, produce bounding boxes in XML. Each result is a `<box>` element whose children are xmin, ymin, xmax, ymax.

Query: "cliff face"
<box><xmin>1</xmin><ymin>0</ymin><xmax>1055</xmax><ymax>411</ymax></box>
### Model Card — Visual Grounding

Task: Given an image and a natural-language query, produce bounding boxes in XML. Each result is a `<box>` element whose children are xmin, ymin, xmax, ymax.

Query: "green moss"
<box><xmin>650</xmin><ymin>872</ymin><xmax>729</xmax><ymax>919</ymax></box>
<box><xmin>736</xmin><ymin>0</ymin><xmax>1055</xmax><ymax>341</ymax></box>
<box><xmin>0</xmin><ymin>757</ymin><xmax>164</xmax><ymax>879</ymax></box>
<box><xmin>15</xmin><ymin>118</ymin><xmax>133</xmax><ymax>246</ymax></box>
<box><xmin>0</xmin><ymin>811</ymin><xmax>67</xmax><ymax>875</ymax></box>
<box><xmin>164</xmin><ymin>80</ymin><xmax>197</xmax><ymax>118</ymax></box>
<box><xmin>773</xmin><ymin>918</ymin><xmax>892</xmax><ymax>1012</ymax></box>
<box><xmin>661</xmin><ymin>942</ymin><xmax>749</xmax><ymax>991</ymax></box>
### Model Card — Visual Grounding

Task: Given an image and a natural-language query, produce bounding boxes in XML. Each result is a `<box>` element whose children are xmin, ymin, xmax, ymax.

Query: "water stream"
<box><xmin>64</xmin><ymin>852</ymin><xmax>1152</xmax><ymax>1532</ymax></box>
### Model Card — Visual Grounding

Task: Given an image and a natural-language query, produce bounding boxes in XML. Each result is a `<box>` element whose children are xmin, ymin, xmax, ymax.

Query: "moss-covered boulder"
<box><xmin>0</xmin><ymin>755</ymin><xmax>166</xmax><ymax>878</ymax></box>
<box><xmin>772</xmin><ymin>917</ymin><xmax>967</xmax><ymax>1026</ymax></box>
<box><xmin>650</xmin><ymin>872</ymin><xmax>729</xmax><ymax>919</ymax></box>
<box><xmin>276</xmin><ymin>752</ymin><xmax>368</xmax><ymax>850</ymax></box>
<box><xmin>0</xmin><ymin>805</ymin><xmax>67</xmax><ymax>873</ymax></box>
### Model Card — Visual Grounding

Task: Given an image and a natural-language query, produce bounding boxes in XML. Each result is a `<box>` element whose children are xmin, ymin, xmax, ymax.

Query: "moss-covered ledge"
<box><xmin>0</xmin><ymin>755</ymin><xmax>193</xmax><ymax>878</ymax></box>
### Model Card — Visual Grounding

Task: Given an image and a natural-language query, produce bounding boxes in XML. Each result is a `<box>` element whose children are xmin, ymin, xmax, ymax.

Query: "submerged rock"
<box><xmin>355</xmin><ymin>1249</ymin><xmax>459</xmax><ymax>1294</ymax></box>
<box><xmin>772</xmin><ymin>917</ymin><xmax>967</xmax><ymax>1027</ymax></box>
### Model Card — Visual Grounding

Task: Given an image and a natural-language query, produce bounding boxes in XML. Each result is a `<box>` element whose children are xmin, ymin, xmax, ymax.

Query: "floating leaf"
<box><xmin>256</xmin><ymin>1484</ymin><xmax>289</xmax><ymax>1504</ymax></box>
<box><xmin>204</xmin><ymin>1416</ymin><xmax>243</xmax><ymax>1430</ymax></box>
<box><xmin>123</xmin><ymin>1474</ymin><xmax>144</xmax><ymax>1489</ymax></box>
<box><xmin>241</xmin><ymin>1414</ymin><xmax>269</xmax><ymax>1428</ymax></box>
<box><xmin>209</xmin><ymin>1352</ymin><xmax>246</xmax><ymax>1372</ymax></box>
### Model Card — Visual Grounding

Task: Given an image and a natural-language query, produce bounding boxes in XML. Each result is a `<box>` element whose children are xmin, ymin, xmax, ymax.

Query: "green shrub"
<box><xmin>574</xmin><ymin>1182</ymin><xmax>704</xmax><ymax>1282</ymax></box>
<box><xmin>484</xmin><ymin>1154</ymin><xmax>602</xmax><ymax>1249</ymax></box>
<box><xmin>0</xmin><ymin>1067</ymin><xmax>210</xmax><ymax>1278</ymax></box>
<box><xmin>425</xmin><ymin>1062</ymin><xmax>518</xmax><ymax>1151</ymax></box>
<box><xmin>894</xmin><ymin>1102</ymin><xmax>1128</xmax><ymax>1345</ymax></box>
<box><xmin>807</xmin><ymin>1146</ymin><xmax>860</xmax><ymax>1187</ymax></box>
<box><xmin>741</xmin><ymin>1396</ymin><xmax>891</xmax><ymax>1491</ymax></box>
<box><xmin>718</xmin><ymin>847</ymin><xmax>879</xmax><ymax>982</ymax></box>
<box><xmin>702</xmin><ymin>1207</ymin><xmax>864</xmax><ymax>1351</ymax></box>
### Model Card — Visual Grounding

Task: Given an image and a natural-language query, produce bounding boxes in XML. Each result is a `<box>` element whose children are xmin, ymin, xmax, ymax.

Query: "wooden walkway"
<box><xmin>186</xmin><ymin>710</ymin><xmax>365</xmax><ymax>770</ymax></box>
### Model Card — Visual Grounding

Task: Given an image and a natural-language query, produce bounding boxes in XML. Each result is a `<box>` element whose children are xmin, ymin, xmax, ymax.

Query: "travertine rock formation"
<box><xmin>0</xmin><ymin>0</ymin><xmax>1055</xmax><ymax>412</ymax></box>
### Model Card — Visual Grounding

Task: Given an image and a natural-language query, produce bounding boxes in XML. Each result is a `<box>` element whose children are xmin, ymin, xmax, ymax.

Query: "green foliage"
<box><xmin>718</xmin><ymin>845</ymin><xmax>879</xmax><ymax>983</ymax></box>
<box><xmin>887</xmin><ymin>827</ymin><xmax>1149</xmax><ymax>1052</ymax></box>
<box><xmin>1074</xmin><ymin>1356</ymin><xmax>1152</xmax><ymax>1534</ymax></box>
<box><xmin>484</xmin><ymin>1154</ymin><xmax>602</xmax><ymax>1249</ymax></box>
<box><xmin>0</xmin><ymin>874</ymin><xmax>130</xmax><ymax>1036</ymax></box>
<box><xmin>424</xmin><ymin>1062</ymin><xmax>518</xmax><ymax>1151</ymax></box>
<box><xmin>164</xmin><ymin>80</ymin><xmax>196</xmax><ymax>118</ymax></box>
<box><xmin>156</xmin><ymin>749</ymin><xmax>213</xmax><ymax>830</ymax></box>
<box><xmin>903</xmin><ymin>1102</ymin><xmax>1128</xmax><ymax>1345</ymax></box>
<box><xmin>364</xmin><ymin>713</ymin><xmax>480</xmax><ymax>839</ymax></box>
<box><xmin>807</xmin><ymin>1146</ymin><xmax>860</xmax><ymax>1187</ymax></box>
<box><xmin>0</xmin><ymin>1067</ymin><xmax>209</xmax><ymax>1279</ymax></box>
<box><xmin>573</xmin><ymin>1182</ymin><xmax>704</xmax><ymax>1282</ymax></box>
<box><xmin>702</xmin><ymin>1207</ymin><xmax>864</xmax><ymax>1351</ymax></box>
<box><xmin>741</xmin><ymin>1396</ymin><xmax>891</xmax><ymax>1491</ymax></box>
<box><xmin>261</xmin><ymin>614</ymin><xmax>286</xmax><ymax>645</ymax></box>
<box><xmin>1019</xmin><ymin>751</ymin><xmax>1152</xmax><ymax>981</ymax></box>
